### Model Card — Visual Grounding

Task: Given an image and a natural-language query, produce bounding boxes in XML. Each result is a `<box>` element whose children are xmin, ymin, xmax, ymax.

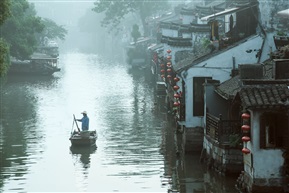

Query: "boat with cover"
<box><xmin>9</xmin><ymin>52</ymin><xmax>60</xmax><ymax>76</ymax></box>
<box><xmin>69</xmin><ymin>115</ymin><xmax>97</xmax><ymax>146</ymax></box>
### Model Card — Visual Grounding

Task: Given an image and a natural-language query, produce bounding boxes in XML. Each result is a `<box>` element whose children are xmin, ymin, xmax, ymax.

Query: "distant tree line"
<box><xmin>92</xmin><ymin>0</ymin><xmax>171</xmax><ymax>36</ymax></box>
<box><xmin>0</xmin><ymin>0</ymin><xmax>67</xmax><ymax>76</ymax></box>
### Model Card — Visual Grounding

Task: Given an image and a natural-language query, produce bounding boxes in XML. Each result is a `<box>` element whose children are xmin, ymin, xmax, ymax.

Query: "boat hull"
<box><xmin>69</xmin><ymin>130</ymin><xmax>97</xmax><ymax>146</ymax></box>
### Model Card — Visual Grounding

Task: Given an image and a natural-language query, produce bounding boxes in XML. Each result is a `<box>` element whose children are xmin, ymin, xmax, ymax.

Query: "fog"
<box><xmin>29</xmin><ymin>0</ymin><xmax>188</xmax><ymax>58</ymax></box>
<box><xmin>30</xmin><ymin>0</ymin><xmax>129</xmax><ymax>57</ymax></box>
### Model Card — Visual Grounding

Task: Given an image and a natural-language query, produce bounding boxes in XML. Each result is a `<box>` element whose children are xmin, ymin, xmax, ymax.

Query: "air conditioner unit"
<box><xmin>239</xmin><ymin>64</ymin><xmax>263</xmax><ymax>79</ymax></box>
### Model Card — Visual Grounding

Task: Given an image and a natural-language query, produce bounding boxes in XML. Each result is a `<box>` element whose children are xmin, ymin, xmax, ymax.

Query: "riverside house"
<box><xmin>156</xmin><ymin>0</ymin><xmax>272</xmax><ymax>154</ymax></box>
<box><xmin>207</xmin><ymin>59</ymin><xmax>289</xmax><ymax>192</ymax></box>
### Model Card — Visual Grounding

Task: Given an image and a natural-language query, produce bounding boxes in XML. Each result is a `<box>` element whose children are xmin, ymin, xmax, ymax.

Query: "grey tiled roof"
<box><xmin>215</xmin><ymin>75</ymin><xmax>241</xmax><ymax>100</ymax></box>
<box><xmin>215</xmin><ymin>61</ymin><xmax>274</xmax><ymax>100</ymax></box>
<box><xmin>239</xmin><ymin>84</ymin><xmax>289</xmax><ymax>109</ymax></box>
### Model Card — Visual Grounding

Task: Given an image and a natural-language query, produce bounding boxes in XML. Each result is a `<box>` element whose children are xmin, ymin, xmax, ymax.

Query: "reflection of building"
<box><xmin>126</xmin><ymin>37</ymin><xmax>153</xmax><ymax>69</ymax></box>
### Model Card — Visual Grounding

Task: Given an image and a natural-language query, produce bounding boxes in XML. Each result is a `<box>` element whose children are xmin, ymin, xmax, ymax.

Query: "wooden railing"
<box><xmin>206</xmin><ymin>113</ymin><xmax>241</xmax><ymax>145</ymax></box>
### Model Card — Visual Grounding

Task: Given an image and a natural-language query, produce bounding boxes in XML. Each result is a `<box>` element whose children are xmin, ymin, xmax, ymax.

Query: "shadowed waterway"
<box><xmin>0</xmin><ymin>52</ymin><xmax>238</xmax><ymax>192</ymax></box>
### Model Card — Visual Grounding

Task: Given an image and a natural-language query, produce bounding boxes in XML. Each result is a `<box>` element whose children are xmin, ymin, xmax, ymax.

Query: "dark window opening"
<box><xmin>260</xmin><ymin>112</ymin><xmax>288</xmax><ymax>149</ymax></box>
<box><xmin>193</xmin><ymin>77</ymin><xmax>212</xmax><ymax>116</ymax></box>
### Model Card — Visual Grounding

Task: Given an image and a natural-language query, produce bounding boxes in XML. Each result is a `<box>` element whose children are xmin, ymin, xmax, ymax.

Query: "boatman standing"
<box><xmin>76</xmin><ymin>111</ymin><xmax>89</xmax><ymax>131</ymax></box>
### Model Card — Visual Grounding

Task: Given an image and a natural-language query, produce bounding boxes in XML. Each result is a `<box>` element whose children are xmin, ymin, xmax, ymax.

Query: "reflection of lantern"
<box><xmin>167</xmin><ymin>62</ymin><xmax>171</xmax><ymax>66</ymax></box>
<box><xmin>167</xmin><ymin>49</ymin><xmax>171</xmax><ymax>54</ymax></box>
<box><xmin>160</xmin><ymin>63</ymin><xmax>165</xmax><ymax>68</ymax></box>
<box><xmin>160</xmin><ymin>69</ymin><xmax>165</xmax><ymax>73</ymax></box>
<box><xmin>167</xmin><ymin>68</ymin><xmax>172</xmax><ymax>73</ymax></box>
<box><xmin>161</xmin><ymin>74</ymin><xmax>165</xmax><ymax>78</ymax></box>
<box><xmin>242</xmin><ymin>148</ymin><xmax>250</xmax><ymax>154</ymax></box>
<box><xmin>174</xmin><ymin>77</ymin><xmax>180</xmax><ymax>82</ymax></box>
<box><xmin>173</xmin><ymin>102</ymin><xmax>180</xmax><ymax>107</ymax></box>
<box><xmin>167</xmin><ymin>75</ymin><xmax>171</xmax><ymax>79</ymax></box>
<box><xmin>242</xmin><ymin>136</ymin><xmax>251</xmax><ymax>142</ymax></box>
<box><xmin>167</xmin><ymin>55</ymin><xmax>171</xmax><ymax>60</ymax></box>
<box><xmin>174</xmin><ymin>93</ymin><xmax>180</xmax><ymax>98</ymax></box>
<box><xmin>173</xmin><ymin>85</ymin><xmax>179</xmax><ymax>91</ymax></box>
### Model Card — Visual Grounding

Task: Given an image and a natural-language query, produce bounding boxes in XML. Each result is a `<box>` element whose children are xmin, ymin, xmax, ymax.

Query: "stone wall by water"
<box><xmin>202</xmin><ymin>137</ymin><xmax>243</xmax><ymax>175</ymax></box>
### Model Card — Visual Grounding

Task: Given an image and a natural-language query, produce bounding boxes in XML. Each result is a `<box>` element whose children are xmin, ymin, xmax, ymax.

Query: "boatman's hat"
<box><xmin>81</xmin><ymin>111</ymin><xmax>87</xmax><ymax>114</ymax></box>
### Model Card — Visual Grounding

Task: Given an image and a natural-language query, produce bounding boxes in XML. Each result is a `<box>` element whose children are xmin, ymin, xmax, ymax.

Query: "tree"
<box><xmin>0</xmin><ymin>0</ymin><xmax>67</xmax><ymax>76</ymax></box>
<box><xmin>0</xmin><ymin>38</ymin><xmax>10</xmax><ymax>77</ymax></box>
<box><xmin>0</xmin><ymin>0</ymin><xmax>11</xmax><ymax>76</ymax></box>
<box><xmin>92</xmin><ymin>0</ymin><xmax>170</xmax><ymax>35</ymax></box>
<box><xmin>0</xmin><ymin>0</ymin><xmax>44</xmax><ymax>60</ymax></box>
<box><xmin>131</xmin><ymin>24</ymin><xmax>141</xmax><ymax>43</ymax></box>
<box><xmin>0</xmin><ymin>0</ymin><xmax>11</xmax><ymax>25</ymax></box>
<box><xmin>40</xmin><ymin>18</ymin><xmax>67</xmax><ymax>43</ymax></box>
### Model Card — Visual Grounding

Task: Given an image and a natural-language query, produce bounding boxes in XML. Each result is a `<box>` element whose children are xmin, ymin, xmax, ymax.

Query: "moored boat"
<box><xmin>9</xmin><ymin>52</ymin><xmax>60</xmax><ymax>76</ymax></box>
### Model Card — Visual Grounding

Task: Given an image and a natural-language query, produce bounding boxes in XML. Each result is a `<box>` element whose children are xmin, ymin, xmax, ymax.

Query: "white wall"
<box><xmin>182</xmin><ymin>15</ymin><xmax>196</xmax><ymax>25</ymax></box>
<box><xmin>161</xmin><ymin>28</ymin><xmax>178</xmax><ymax>37</ymax></box>
<box><xmin>184</xmin><ymin>35</ymin><xmax>265</xmax><ymax>128</ymax></box>
<box><xmin>244</xmin><ymin>111</ymin><xmax>284</xmax><ymax>179</ymax></box>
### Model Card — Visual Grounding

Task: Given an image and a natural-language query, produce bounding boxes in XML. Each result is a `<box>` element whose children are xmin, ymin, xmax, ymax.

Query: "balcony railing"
<box><xmin>206</xmin><ymin>113</ymin><xmax>241</xmax><ymax>145</ymax></box>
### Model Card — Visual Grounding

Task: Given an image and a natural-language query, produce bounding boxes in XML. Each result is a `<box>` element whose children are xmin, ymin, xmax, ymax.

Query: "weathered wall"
<box><xmin>203</xmin><ymin>137</ymin><xmax>243</xmax><ymax>174</ymax></box>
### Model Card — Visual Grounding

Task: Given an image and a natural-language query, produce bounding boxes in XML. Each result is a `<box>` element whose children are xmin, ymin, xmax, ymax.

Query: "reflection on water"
<box><xmin>70</xmin><ymin>145</ymin><xmax>97</xmax><ymax>191</ymax></box>
<box><xmin>0</xmin><ymin>52</ymin><xmax>238</xmax><ymax>192</ymax></box>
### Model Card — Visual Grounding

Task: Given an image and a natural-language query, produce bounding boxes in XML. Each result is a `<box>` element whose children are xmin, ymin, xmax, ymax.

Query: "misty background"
<box><xmin>30</xmin><ymin>0</ymin><xmax>145</xmax><ymax>58</ymax></box>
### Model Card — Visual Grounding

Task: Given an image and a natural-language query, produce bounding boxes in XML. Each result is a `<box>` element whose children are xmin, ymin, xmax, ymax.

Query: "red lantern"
<box><xmin>173</xmin><ymin>102</ymin><xmax>180</xmax><ymax>107</ymax></box>
<box><xmin>160</xmin><ymin>69</ymin><xmax>165</xmax><ymax>73</ymax></box>
<box><xmin>167</xmin><ymin>75</ymin><xmax>171</xmax><ymax>79</ymax></box>
<box><xmin>167</xmin><ymin>49</ymin><xmax>171</xmax><ymax>54</ymax></box>
<box><xmin>241</xmin><ymin>125</ymin><xmax>250</xmax><ymax>131</ymax></box>
<box><xmin>160</xmin><ymin>63</ymin><xmax>165</xmax><ymax>68</ymax></box>
<box><xmin>242</xmin><ymin>148</ymin><xmax>251</xmax><ymax>154</ymax></box>
<box><xmin>167</xmin><ymin>55</ymin><xmax>171</xmax><ymax>60</ymax></box>
<box><xmin>242</xmin><ymin>136</ymin><xmax>251</xmax><ymax>142</ymax></box>
<box><xmin>174</xmin><ymin>93</ymin><xmax>180</xmax><ymax>98</ymax></box>
<box><xmin>242</xmin><ymin>113</ymin><xmax>250</xmax><ymax>120</ymax></box>
<box><xmin>167</xmin><ymin>68</ymin><xmax>172</xmax><ymax>72</ymax></box>
<box><xmin>174</xmin><ymin>77</ymin><xmax>180</xmax><ymax>82</ymax></box>
<box><xmin>173</xmin><ymin>85</ymin><xmax>179</xmax><ymax>91</ymax></box>
<box><xmin>161</xmin><ymin>74</ymin><xmax>165</xmax><ymax>78</ymax></box>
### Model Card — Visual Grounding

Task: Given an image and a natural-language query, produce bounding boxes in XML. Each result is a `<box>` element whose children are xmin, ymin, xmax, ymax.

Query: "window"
<box><xmin>193</xmin><ymin>77</ymin><xmax>211</xmax><ymax>116</ymax></box>
<box><xmin>260</xmin><ymin>112</ymin><xmax>288</xmax><ymax>149</ymax></box>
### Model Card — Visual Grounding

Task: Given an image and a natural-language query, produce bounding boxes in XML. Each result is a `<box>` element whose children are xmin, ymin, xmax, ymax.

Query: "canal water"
<box><xmin>0</xmin><ymin>52</ymin><xmax>238</xmax><ymax>192</ymax></box>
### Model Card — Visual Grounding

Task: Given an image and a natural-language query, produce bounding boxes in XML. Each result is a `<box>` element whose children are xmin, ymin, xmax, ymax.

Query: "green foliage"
<box><xmin>0</xmin><ymin>0</ymin><xmax>11</xmax><ymax>25</ymax></box>
<box><xmin>131</xmin><ymin>24</ymin><xmax>141</xmax><ymax>43</ymax></box>
<box><xmin>0</xmin><ymin>0</ymin><xmax>11</xmax><ymax>76</ymax></box>
<box><xmin>229</xmin><ymin>134</ymin><xmax>242</xmax><ymax>148</ymax></box>
<box><xmin>92</xmin><ymin>0</ymin><xmax>170</xmax><ymax>32</ymax></box>
<box><xmin>0</xmin><ymin>0</ymin><xmax>44</xmax><ymax>60</ymax></box>
<box><xmin>41</xmin><ymin>18</ymin><xmax>67</xmax><ymax>41</ymax></box>
<box><xmin>0</xmin><ymin>38</ymin><xmax>10</xmax><ymax>77</ymax></box>
<box><xmin>277</xmin><ymin>30</ymin><xmax>287</xmax><ymax>36</ymax></box>
<box><xmin>201</xmin><ymin>38</ymin><xmax>211</xmax><ymax>48</ymax></box>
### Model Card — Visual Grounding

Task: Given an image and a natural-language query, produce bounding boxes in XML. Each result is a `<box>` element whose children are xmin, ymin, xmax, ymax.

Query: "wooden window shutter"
<box><xmin>260</xmin><ymin>114</ymin><xmax>266</xmax><ymax>148</ymax></box>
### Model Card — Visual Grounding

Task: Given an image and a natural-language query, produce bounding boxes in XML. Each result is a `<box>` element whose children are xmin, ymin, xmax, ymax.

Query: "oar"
<box><xmin>70</xmin><ymin>117</ymin><xmax>75</xmax><ymax>135</ymax></box>
<box><xmin>73</xmin><ymin>114</ymin><xmax>81</xmax><ymax>132</ymax></box>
